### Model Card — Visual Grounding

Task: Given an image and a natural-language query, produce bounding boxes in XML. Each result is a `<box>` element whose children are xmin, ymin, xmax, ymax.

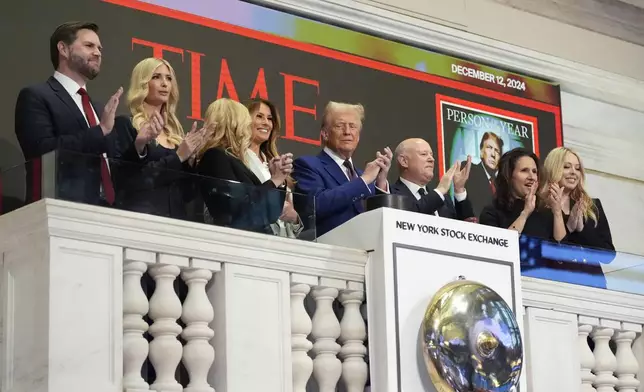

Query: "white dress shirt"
<box><xmin>52</xmin><ymin>72</ymin><xmax>114</xmax><ymax>181</ymax></box>
<box><xmin>53</xmin><ymin>71</ymin><xmax>100</xmax><ymax>125</ymax></box>
<box><xmin>399</xmin><ymin>177</ymin><xmax>467</xmax><ymax>216</ymax></box>
<box><xmin>323</xmin><ymin>147</ymin><xmax>389</xmax><ymax>193</ymax></box>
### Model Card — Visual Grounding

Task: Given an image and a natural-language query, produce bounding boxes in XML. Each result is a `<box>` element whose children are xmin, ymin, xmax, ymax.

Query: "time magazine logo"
<box><xmin>132</xmin><ymin>38</ymin><xmax>322</xmax><ymax>146</ymax></box>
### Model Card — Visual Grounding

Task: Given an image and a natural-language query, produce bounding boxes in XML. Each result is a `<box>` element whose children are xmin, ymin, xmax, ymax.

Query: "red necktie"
<box><xmin>489</xmin><ymin>179</ymin><xmax>496</xmax><ymax>196</ymax></box>
<box><xmin>78</xmin><ymin>88</ymin><xmax>115</xmax><ymax>204</ymax></box>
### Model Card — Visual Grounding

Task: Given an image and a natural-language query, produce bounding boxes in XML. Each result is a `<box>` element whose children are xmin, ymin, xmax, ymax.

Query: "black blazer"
<box><xmin>465</xmin><ymin>162</ymin><xmax>495</xmax><ymax>218</ymax></box>
<box><xmin>390</xmin><ymin>179</ymin><xmax>475</xmax><ymax>220</ymax></box>
<box><xmin>479</xmin><ymin>200</ymin><xmax>558</xmax><ymax>241</ymax></box>
<box><xmin>109</xmin><ymin>115</ymin><xmax>196</xmax><ymax>219</ymax></box>
<box><xmin>14</xmin><ymin>76</ymin><xmax>112</xmax><ymax>204</ymax></box>
<box><xmin>563</xmin><ymin>198</ymin><xmax>614</xmax><ymax>250</ymax></box>
<box><xmin>196</xmin><ymin>147</ymin><xmax>285</xmax><ymax>233</ymax></box>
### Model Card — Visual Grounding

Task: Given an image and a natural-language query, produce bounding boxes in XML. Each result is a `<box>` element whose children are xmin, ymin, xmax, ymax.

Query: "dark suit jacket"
<box><xmin>197</xmin><ymin>147</ymin><xmax>285</xmax><ymax>233</ymax></box>
<box><xmin>14</xmin><ymin>76</ymin><xmax>112</xmax><ymax>205</ymax></box>
<box><xmin>465</xmin><ymin>162</ymin><xmax>495</xmax><ymax>218</ymax></box>
<box><xmin>293</xmin><ymin>151</ymin><xmax>382</xmax><ymax>236</ymax></box>
<box><xmin>390</xmin><ymin>179</ymin><xmax>475</xmax><ymax>220</ymax></box>
<box><xmin>109</xmin><ymin>115</ymin><xmax>196</xmax><ymax>220</ymax></box>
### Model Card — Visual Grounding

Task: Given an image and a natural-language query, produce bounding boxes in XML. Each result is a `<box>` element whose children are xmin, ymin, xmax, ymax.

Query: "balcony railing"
<box><xmin>0</xmin><ymin>149</ymin><xmax>318</xmax><ymax>241</ymax></box>
<box><xmin>0</xmin><ymin>198</ymin><xmax>366</xmax><ymax>392</ymax></box>
<box><xmin>1</xmin><ymin>150</ymin><xmax>644</xmax><ymax>392</ymax></box>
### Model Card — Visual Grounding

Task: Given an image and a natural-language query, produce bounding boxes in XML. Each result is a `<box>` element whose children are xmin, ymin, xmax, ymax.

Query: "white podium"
<box><xmin>319</xmin><ymin>208</ymin><xmax>526</xmax><ymax>392</ymax></box>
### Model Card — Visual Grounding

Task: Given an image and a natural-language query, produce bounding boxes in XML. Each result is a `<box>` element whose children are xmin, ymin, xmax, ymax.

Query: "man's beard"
<box><xmin>69</xmin><ymin>52</ymin><xmax>100</xmax><ymax>80</ymax></box>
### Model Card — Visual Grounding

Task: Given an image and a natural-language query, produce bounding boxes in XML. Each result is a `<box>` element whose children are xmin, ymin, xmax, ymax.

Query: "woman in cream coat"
<box><xmin>244</xmin><ymin>98</ymin><xmax>302</xmax><ymax>238</ymax></box>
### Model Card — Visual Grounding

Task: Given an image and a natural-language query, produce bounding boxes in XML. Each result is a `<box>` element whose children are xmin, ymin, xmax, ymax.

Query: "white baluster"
<box><xmin>631</xmin><ymin>333</ymin><xmax>644</xmax><ymax>392</ymax></box>
<box><xmin>579</xmin><ymin>324</ymin><xmax>597</xmax><ymax>392</ymax></box>
<box><xmin>291</xmin><ymin>283</ymin><xmax>313</xmax><ymax>392</ymax></box>
<box><xmin>311</xmin><ymin>286</ymin><xmax>342</xmax><ymax>392</ymax></box>
<box><xmin>181</xmin><ymin>269</ymin><xmax>215</xmax><ymax>392</ymax></box>
<box><xmin>614</xmin><ymin>331</ymin><xmax>639</xmax><ymax>392</ymax></box>
<box><xmin>123</xmin><ymin>261</ymin><xmax>150</xmax><ymax>391</ymax></box>
<box><xmin>592</xmin><ymin>327</ymin><xmax>618</xmax><ymax>392</ymax></box>
<box><xmin>339</xmin><ymin>289</ymin><xmax>368</xmax><ymax>392</ymax></box>
<box><xmin>362</xmin><ymin>301</ymin><xmax>370</xmax><ymax>392</ymax></box>
<box><xmin>148</xmin><ymin>264</ymin><xmax>183</xmax><ymax>392</ymax></box>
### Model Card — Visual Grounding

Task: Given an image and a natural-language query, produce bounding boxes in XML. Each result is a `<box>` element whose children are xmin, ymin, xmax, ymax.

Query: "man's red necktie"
<box><xmin>489</xmin><ymin>179</ymin><xmax>496</xmax><ymax>196</ymax></box>
<box><xmin>78</xmin><ymin>88</ymin><xmax>115</xmax><ymax>204</ymax></box>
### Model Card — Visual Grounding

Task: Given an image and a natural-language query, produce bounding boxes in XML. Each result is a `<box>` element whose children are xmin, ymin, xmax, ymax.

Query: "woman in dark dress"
<box><xmin>541</xmin><ymin>147</ymin><xmax>614</xmax><ymax>250</ymax></box>
<box><xmin>110</xmin><ymin>57</ymin><xmax>209</xmax><ymax>220</ymax></box>
<box><xmin>479</xmin><ymin>148</ymin><xmax>566</xmax><ymax>242</ymax></box>
<box><xmin>196</xmin><ymin>98</ymin><xmax>293</xmax><ymax>233</ymax></box>
<box><xmin>537</xmin><ymin>147</ymin><xmax>615</xmax><ymax>288</ymax></box>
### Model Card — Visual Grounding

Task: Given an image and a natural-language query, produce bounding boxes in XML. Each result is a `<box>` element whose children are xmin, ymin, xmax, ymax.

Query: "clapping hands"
<box><xmin>269</xmin><ymin>153</ymin><xmax>294</xmax><ymax>187</ymax></box>
<box><xmin>567</xmin><ymin>200</ymin><xmax>585</xmax><ymax>232</ymax></box>
<box><xmin>547</xmin><ymin>182</ymin><xmax>564</xmax><ymax>214</ymax></box>
<box><xmin>436</xmin><ymin>162</ymin><xmax>459</xmax><ymax>195</ymax></box>
<box><xmin>375</xmin><ymin>147</ymin><xmax>393</xmax><ymax>189</ymax></box>
<box><xmin>99</xmin><ymin>87</ymin><xmax>124</xmax><ymax>135</ymax></box>
<box><xmin>522</xmin><ymin>182</ymin><xmax>538</xmax><ymax>216</ymax></box>
<box><xmin>135</xmin><ymin>111</ymin><xmax>165</xmax><ymax>153</ymax></box>
<box><xmin>361</xmin><ymin>147</ymin><xmax>392</xmax><ymax>186</ymax></box>
<box><xmin>177</xmin><ymin>121</ymin><xmax>212</xmax><ymax>163</ymax></box>
<box><xmin>452</xmin><ymin>156</ymin><xmax>472</xmax><ymax>193</ymax></box>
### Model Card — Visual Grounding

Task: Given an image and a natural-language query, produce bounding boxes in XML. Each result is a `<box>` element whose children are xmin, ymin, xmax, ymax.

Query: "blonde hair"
<box><xmin>198</xmin><ymin>98</ymin><xmax>252</xmax><ymax>164</ymax></box>
<box><xmin>126</xmin><ymin>57</ymin><xmax>184</xmax><ymax>147</ymax></box>
<box><xmin>540</xmin><ymin>147</ymin><xmax>597</xmax><ymax>225</ymax></box>
<box><xmin>321</xmin><ymin>101</ymin><xmax>365</xmax><ymax>130</ymax></box>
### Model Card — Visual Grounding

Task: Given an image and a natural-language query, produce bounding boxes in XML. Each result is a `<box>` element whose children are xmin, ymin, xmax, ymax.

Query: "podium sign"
<box><xmin>319</xmin><ymin>208</ymin><xmax>525</xmax><ymax>392</ymax></box>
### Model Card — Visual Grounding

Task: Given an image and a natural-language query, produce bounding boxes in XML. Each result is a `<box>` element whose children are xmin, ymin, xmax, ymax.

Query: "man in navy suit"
<box><xmin>14</xmin><ymin>21</ymin><xmax>122</xmax><ymax>205</ymax></box>
<box><xmin>293</xmin><ymin>101</ymin><xmax>392</xmax><ymax>236</ymax></box>
<box><xmin>391</xmin><ymin>138</ymin><xmax>476</xmax><ymax>221</ymax></box>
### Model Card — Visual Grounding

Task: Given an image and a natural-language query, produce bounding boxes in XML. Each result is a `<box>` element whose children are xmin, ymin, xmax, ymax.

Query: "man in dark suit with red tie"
<box><xmin>14</xmin><ymin>21</ymin><xmax>122</xmax><ymax>205</ymax></box>
<box><xmin>465</xmin><ymin>132</ymin><xmax>504</xmax><ymax>218</ymax></box>
<box><xmin>293</xmin><ymin>101</ymin><xmax>392</xmax><ymax>236</ymax></box>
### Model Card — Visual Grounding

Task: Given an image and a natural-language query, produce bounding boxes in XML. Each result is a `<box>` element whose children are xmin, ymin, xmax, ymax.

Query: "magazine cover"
<box><xmin>436</xmin><ymin>95</ymin><xmax>539</xmax><ymax>217</ymax></box>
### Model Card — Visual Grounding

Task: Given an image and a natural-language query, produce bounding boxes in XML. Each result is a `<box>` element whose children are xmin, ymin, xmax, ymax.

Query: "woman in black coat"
<box><xmin>541</xmin><ymin>147</ymin><xmax>614</xmax><ymax>250</ymax></box>
<box><xmin>535</xmin><ymin>147</ymin><xmax>615</xmax><ymax>289</ymax></box>
<box><xmin>479</xmin><ymin>148</ymin><xmax>567</xmax><ymax>242</ymax></box>
<box><xmin>196</xmin><ymin>98</ymin><xmax>292</xmax><ymax>233</ymax></box>
<box><xmin>110</xmin><ymin>57</ymin><xmax>209</xmax><ymax>220</ymax></box>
